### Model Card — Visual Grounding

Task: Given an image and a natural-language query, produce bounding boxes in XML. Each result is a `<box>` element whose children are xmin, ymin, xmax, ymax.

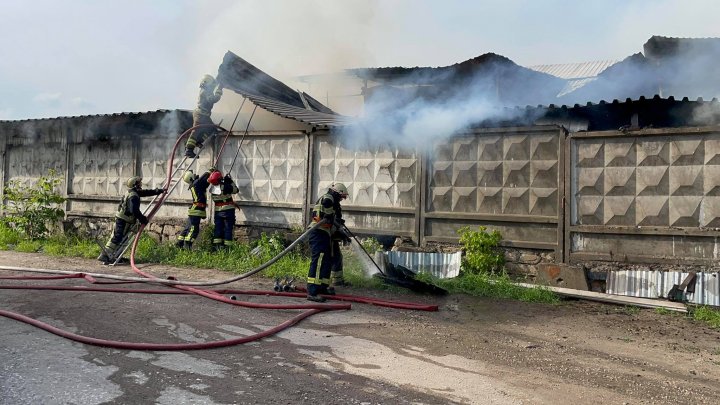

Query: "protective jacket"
<box><xmin>196</xmin><ymin>85</ymin><xmax>222</xmax><ymax>116</ymax></box>
<box><xmin>115</xmin><ymin>187</ymin><xmax>163</xmax><ymax>224</ymax></box>
<box><xmin>311</xmin><ymin>190</ymin><xmax>343</xmax><ymax>234</ymax></box>
<box><xmin>211</xmin><ymin>176</ymin><xmax>239</xmax><ymax>211</ymax></box>
<box><xmin>188</xmin><ymin>171</ymin><xmax>211</xmax><ymax>218</ymax></box>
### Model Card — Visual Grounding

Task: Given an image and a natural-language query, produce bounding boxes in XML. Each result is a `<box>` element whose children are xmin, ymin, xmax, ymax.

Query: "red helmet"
<box><xmin>209</xmin><ymin>171</ymin><xmax>223</xmax><ymax>185</ymax></box>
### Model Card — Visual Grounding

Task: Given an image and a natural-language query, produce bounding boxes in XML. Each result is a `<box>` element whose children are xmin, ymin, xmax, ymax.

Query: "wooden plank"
<box><xmin>514</xmin><ymin>282</ymin><xmax>688</xmax><ymax>313</ymax></box>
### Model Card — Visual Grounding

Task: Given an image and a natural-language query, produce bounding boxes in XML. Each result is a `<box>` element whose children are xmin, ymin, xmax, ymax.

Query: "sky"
<box><xmin>1</xmin><ymin>0</ymin><xmax>720</xmax><ymax>120</ymax></box>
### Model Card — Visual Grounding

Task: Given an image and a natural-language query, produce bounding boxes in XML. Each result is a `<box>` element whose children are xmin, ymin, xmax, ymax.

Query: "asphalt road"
<box><xmin>2</xmin><ymin>252</ymin><xmax>720</xmax><ymax>404</ymax></box>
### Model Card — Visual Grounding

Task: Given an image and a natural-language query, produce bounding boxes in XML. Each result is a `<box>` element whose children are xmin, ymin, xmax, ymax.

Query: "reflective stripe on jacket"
<box><xmin>188</xmin><ymin>171</ymin><xmax>211</xmax><ymax>218</ymax></box>
<box><xmin>311</xmin><ymin>193</ymin><xmax>335</xmax><ymax>234</ymax></box>
<box><xmin>211</xmin><ymin>179</ymin><xmax>239</xmax><ymax>212</ymax></box>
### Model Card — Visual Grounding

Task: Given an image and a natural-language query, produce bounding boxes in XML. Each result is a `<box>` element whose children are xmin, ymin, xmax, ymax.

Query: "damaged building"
<box><xmin>0</xmin><ymin>36</ymin><xmax>719</xmax><ymax>304</ymax></box>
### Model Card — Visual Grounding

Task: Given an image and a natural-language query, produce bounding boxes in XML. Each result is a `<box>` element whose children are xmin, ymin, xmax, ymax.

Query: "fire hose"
<box><xmin>0</xmin><ymin>121</ymin><xmax>438</xmax><ymax>350</ymax></box>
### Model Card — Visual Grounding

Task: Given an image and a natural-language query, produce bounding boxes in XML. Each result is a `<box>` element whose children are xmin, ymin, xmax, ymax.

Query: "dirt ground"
<box><xmin>1</xmin><ymin>250</ymin><xmax>719</xmax><ymax>404</ymax></box>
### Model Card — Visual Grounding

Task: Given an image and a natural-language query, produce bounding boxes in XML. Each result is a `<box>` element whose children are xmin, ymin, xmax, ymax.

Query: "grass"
<box><xmin>656</xmin><ymin>304</ymin><xmax>720</xmax><ymax>330</ymax></box>
<box><xmin>621</xmin><ymin>305</ymin><xmax>641</xmax><ymax>315</ymax></box>
<box><xmin>414</xmin><ymin>270</ymin><xmax>559</xmax><ymax>303</ymax></box>
<box><xmin>692</xmin><ymin>306</ymin><xmax>720</xmax><ymax>329</ymax></box>
<box><xmin>0</xmin><ymin>225</ymin><xmax>563</xmax><ymax>305</ymax></box>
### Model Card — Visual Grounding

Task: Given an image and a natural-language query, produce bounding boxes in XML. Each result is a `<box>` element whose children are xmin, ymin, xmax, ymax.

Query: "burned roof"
<box><xmin>473</xmin><ymin>95</ymin><xmax>720</xmax><ymax>132</ymax></box>
<box><xmin>216</xmin><ymin>51</ymin><xmax>351</xmax><ymax>128</ymax></box>
<box><xmin>643</xmin><ymin>35</ymin><xmax>720</xmax><ymax>60</ymax></box>
<box><xmin>349</xmin><ymin>53</ymin><xmax>565</xmax><ymax>108</ymax></box>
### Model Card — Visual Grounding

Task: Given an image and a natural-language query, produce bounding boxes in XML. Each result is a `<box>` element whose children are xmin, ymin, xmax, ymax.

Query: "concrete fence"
<box><xmin>1</xmin><ymin>111</ymin><xmax>719</xmax><ymax>269</ymax></box>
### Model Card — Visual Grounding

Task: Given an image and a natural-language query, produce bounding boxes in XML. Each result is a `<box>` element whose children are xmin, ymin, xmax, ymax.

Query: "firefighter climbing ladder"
<box><xmin>108</xmin><ymin>98</ymin><xmax>256</xmax><ymax>266</ymax></box>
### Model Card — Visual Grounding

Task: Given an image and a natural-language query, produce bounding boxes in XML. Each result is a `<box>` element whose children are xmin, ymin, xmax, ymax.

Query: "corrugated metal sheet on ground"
<box><xmin>385</xmin><ymin>251</ymin><xmax>461</xmax><ymax>279</ymax></box>
<box><xmin>606</xmin><ymin>271</ymin><xmax>720</xmax><ymax>307</ymax></box>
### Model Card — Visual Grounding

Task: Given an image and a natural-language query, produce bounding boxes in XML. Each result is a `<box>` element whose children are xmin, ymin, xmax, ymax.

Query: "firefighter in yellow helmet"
<box><xmin>185</xmin><ymin>74</ymin><xmax>223</xmax><ymax>159</ymax></box>
<box><xmin>175</xmin><ymin>168</ymin><xmax>213</xmax><ymax>249</ymax></box>
<box><xmin>306</xmin><ymin>182</ymin><xmax>350</xmax><ymax>302</ymax></box>
<box><xmin>97</xmin><ymin>176</ymin><xmax>165</xmax><ymax>264</ymax></box>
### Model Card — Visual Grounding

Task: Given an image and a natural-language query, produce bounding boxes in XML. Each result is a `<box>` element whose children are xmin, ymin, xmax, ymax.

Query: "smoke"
<box><xmin>338</xmin><ymin>57</ymin><xmax>553</xmax><ymax>150</ymax></box>
<box><xmin>158</xmin><ymin>110</ymin><xmax>184</xmax><ymax>138</ymax></box>
<box><xmin>343</xmin><ymin>89</ymin><xmax>501</xmax><ymax>151</ymax></box>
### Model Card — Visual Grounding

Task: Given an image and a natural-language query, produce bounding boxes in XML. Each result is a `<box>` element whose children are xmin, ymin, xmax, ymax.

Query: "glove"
<box><xmin>155</xmin><ymin>188</ymin><xmax>165</xmax><ymax>195</ymax></box>
<box><xmin>138</xmin><ymin>216</ymin><xmax>149</xmax><ymax>225</ymax></box>
<box><xmin>209</xmin><ymin>166</ymin><xmax>217</xmax><ymax>172</ymax></box>
<box><xmin>224</xmin><ymin>174</ymin><xmax>232</xmax><ymax>180</ymax></box>
<box><xmin>337</xmin><ymin>218</ymin><xmax>345</xmax><ymax>225</ymax></box>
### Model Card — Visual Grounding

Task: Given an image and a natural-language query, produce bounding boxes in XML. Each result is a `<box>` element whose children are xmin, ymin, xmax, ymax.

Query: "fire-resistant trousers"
<box><xmin>307</xmin><ymin>229</ymin><xmax>332</xmax><ymax>296</ymax></box>
<box><xmin>213</xmin><ymin>210</ymin><xmax>236</xmax><ymax>248</ymax></box>
<box><xmin>178</xmin><ymin>216</ymin><xmax>202</xmax><ymax>246</ymax></box>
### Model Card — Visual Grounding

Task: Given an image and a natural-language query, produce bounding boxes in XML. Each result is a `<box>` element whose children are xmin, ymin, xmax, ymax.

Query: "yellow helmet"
<box><xmin>183</xmin><ymin>170</ymin><xmax>196</xmax><ymax>185</ymax></box>
<box><xmin>331</xmin><ymin>182</ymin><xmax>349</xmax><ymax>198</ymax></box>
<box><xmin>126</xmin><ymin>176</ymin><xmax>142</xmax><ymax>189</ymax></box>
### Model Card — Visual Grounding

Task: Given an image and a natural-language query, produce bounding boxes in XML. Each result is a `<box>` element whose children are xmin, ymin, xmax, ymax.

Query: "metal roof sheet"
<box><xmin>241</xmin><ymin>93</ymin><xmax>355</xmax><ymax>128</ymax></box>
<box><xmin>217</xmin><ymin>51</ymin><xmax>352</xmax><ymax>128</ymax></box>
<box><xmin>528</xmin><ymin>60</ymin><xmax>619</xmax><ymax>80</ymax></box>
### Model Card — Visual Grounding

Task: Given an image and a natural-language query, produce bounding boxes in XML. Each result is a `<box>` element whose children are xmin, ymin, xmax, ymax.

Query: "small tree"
<box><xmin>1</xmin><ymin>169</ymin><xmax>66</xmax><ymax>239</ymax></box>
<box><xmin>457</xmin><ymin>226</ymin><xmax>504</xmax><ymax>275</ymax></box>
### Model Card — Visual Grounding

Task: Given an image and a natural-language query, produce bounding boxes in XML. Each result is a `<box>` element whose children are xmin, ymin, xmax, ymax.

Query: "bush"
<box><xmin>457</xmin><ymin>226</ymin><xmax>504</xmax><ymax>275</ymax></box>
<box><xmin>1</xmin><ymin>169</ymin><xmax>66</xmax><ymax>239</ymax></box>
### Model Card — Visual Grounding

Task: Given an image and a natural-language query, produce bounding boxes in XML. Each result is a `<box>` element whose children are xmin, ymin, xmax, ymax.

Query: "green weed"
<box><xmin>655</xmin><ymin>307</ymin><xmax>674</xmax><ymax>315</ymax></box>
<box><xmin>457</xmin><ymin>226</ymin><xmax>504</xmax><ymax>275</ymax></box>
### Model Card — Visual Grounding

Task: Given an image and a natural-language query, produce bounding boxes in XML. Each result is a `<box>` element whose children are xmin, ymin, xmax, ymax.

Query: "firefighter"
<box><xmin>175</xmin><ymin>168</ymin><xmax>212</xmax><ymax>249</ymax></box>
<box><xmin>184</xmin><ymin>74</ymin><xmax>223</xmax><ymax>158</ymax></box>
<box><xmin>306</xmin><ymin>182</ymin><xmax>349</xmax><ymax>302</ymax></box>
<box><xmin>97</xmin><ymin>176</ymin><xmax>165</xmax><ymax>264</ymax></box>
<box><xmin>210</xmin><ymin>170</ymin><xmax>239</xmax><ymax>251</ymax></box>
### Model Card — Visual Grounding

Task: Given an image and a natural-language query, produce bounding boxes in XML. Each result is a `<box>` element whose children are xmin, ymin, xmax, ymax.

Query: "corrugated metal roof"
<box><xmin>217</xmin><ymin>51</ymin><xmax>352</xmax><ymax>128</ymax></box>
<box><xmin>607</xmin><ymin>270</ymin><xmax>720</xmax><ymax>307</ymax></box>
<box><xmin>528</xmin><ymin>60</ymin><xmax>619</xmax><ymax>80</ymax></box>
<box><xmin>0</xmin><ymin>109</ymin><xmax>179</xmax><ymax>123</ymax></box>
<box><xmin>241</xmin><ymin>93</ymin><xmax>355</xmax><ymax>128</ymax></box>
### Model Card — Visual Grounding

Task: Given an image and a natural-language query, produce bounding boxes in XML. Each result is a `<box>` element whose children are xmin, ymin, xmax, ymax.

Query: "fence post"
<box><xmin>303</xmin><ymin>130</ymin><xmax>316</xmax><ymax>227</ymax></box>
<box><xmin>417</xmin><ymin>145</ymin><xmax>428</xmax><ymax>247</ymax></box>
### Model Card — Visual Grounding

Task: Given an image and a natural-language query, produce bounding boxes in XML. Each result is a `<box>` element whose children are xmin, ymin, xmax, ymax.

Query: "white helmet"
<box><xmin>331</xmin><ymin>182</ymin><xmax>349</xmax><ymax>198</ymax></box>
<box><xmin>200</xmin><ymin>74</ymin><xmax>217</xmax><ymax>88</ymax></box>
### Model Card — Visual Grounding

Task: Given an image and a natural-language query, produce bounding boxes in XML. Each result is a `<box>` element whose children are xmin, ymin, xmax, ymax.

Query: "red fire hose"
<box><xmin>0</xmin><ymin>123</ymin><xmax>438</xmax><ymax>351</ymax></box>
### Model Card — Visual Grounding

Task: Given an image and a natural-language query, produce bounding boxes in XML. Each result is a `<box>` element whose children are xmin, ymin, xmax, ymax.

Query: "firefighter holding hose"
<box><xmin>175</xmin><ymin>168</ymin><xmax>213</xmax><ymax>249</ymax></box>
<box><xmin>306</xmin><ymin>182</ymin><xmax>350</xmax><ymax>302</ymax></box>
<box><xmin>184</xmin><ymin>74</ymin><xmax>223</xmax><ymax>159</ymax></box>
<box><xmin>97</xmin><ymin>176</ymin><xmax>165</xmax><ymax>264</ymax></box>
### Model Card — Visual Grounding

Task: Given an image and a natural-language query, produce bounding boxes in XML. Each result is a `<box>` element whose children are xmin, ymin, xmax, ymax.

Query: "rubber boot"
<box><xmin>184</xmin><ymin>147</ymin><xmax>196</xmax><ymax>158</ymax></box>
<box><xmin>97</xmin><ymin>252</ymin><xmax>110</xmax><ymax>264</ymax></box>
